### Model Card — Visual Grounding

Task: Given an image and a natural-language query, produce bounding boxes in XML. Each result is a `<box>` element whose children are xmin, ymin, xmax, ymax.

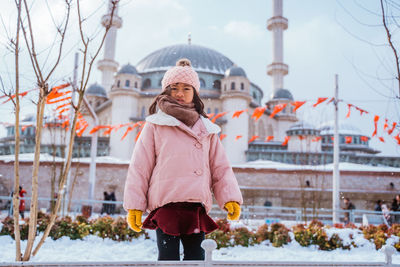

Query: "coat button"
<box><xmin>194</xmin><ymin>170</ymin><xmax>202</xmax><ymax>176</ymax></box>
<box><xmin>195</xmin><ymin>143</ymin><xmax>202</xmax><ymax>149</ymax></box>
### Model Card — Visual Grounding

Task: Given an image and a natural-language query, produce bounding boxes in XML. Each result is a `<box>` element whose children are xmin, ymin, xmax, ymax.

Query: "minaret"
<box><xmin>267</xmin><ymin>0</ymin><xmax>288</xmax><ymax>93</ymax></box>
<box><xmin>97</xmin><ymin>0</ymin><xmax>122</xmax><ymax>94</ymax></box>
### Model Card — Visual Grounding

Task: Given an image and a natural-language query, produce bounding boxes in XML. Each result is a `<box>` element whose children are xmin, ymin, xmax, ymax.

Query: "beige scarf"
<box><xmin>156</xmin><ymin>95</ymin><xmax>199</xmax><ymax>127</ymax></box>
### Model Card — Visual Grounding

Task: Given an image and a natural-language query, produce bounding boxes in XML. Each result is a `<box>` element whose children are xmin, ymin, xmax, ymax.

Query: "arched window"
<box><xmin>199</xmin><ymin>78</ymin><xmax>206</xmax><ymax>88</ymax></box>
<box><xmin>141</xmin><ymin>106</ymin><xmax>146</xmax><ymax>118</ymax></box>
<box><xmin>213</xmin><ymin>80</ymin><xmax>221</xmax><ymax>90</ymax></box>
<box><xmin>134</xmin><ymin>81</ymin><xmax>138</xmax><ymax>88</ymax></box>
<box><xmin>143</xmin><ymin>79</ymin><xmax>151</xmax><ymax>89</ymax></box>
<box><xmin>117</xmin><ymin>80</ymin><xmax>120</xmax><ymax>88</ymax></box>
<box><xmin>125</xmin><ymin>80</ymin><xmax>130</xmax><ymax>87</ymax></box>
<box><xmin>240</xmin><ymin>82</ymin><xmax>244</xmax><ymax>90</ymax></box>
<box><xmin>231</xmin><ymin>82</ymin><xmax>235</xmax><ymax>90</ymax></box>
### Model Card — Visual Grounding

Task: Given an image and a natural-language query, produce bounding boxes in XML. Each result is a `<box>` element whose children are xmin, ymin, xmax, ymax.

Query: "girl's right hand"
<box><xmin>127</xmin><ymin>209</ymin><xmax>143</xmax><ymax>232</ymax></box>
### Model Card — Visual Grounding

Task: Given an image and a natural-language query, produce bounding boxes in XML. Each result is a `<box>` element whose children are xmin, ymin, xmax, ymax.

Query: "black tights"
<box><xmin>156</xmin><ymin>228</ymin><xmax>205</xmax><ymax>261</ymax></box>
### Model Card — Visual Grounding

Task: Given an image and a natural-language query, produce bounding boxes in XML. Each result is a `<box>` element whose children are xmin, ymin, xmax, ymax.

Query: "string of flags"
<box><xmin>0</xmin><ymin>85</ymin><xmax>399</xmax><ymax>146</ymax></box>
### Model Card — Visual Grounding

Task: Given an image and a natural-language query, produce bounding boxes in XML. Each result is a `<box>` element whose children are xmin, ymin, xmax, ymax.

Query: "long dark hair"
<box><xmin>148</xmin><ymin>86</ymin><xmax>208</xmax><ymax>118</ymax></box>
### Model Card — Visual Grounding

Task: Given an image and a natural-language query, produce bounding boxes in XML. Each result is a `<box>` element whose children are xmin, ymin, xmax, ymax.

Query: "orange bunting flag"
<box><xmin>56</xmin><ymin>103</ymin><xmax>70</xmax><ymax>110</ymax></box>
<box><xmin>388</xmin><ymin>122</ymin><xmax>397</xmax><ymax>135</ymax></box>
<box><xmin>51</xmin><ymin>83</ymin><xmax>70</xmax><ymax>91</ymax></box>
<box><xmin>378</xmin><ymin>137</ymin><xmax>385</xmax><ymax>143</ymax></box>
<box><xmin>219</xmin><ymin>134</ymin><xmax>227</xmax><ymax>141</ymax></box>
<box><xmin>269</xmin><ymin>103</ymin><xmax>287</xmax><ymax>118</ymax></box>
<box><xmin>121</xmin><ymin>126</ymin><xmax>133</xmax><ymax>141</ymax></box>
<box><xmin>89</xmin><ymin>125</ymin><xmax>110</xmax><ymax>134</ymax></box>
<box><xmin>265</xmin><ymin>136</ymin><xmax>274</xmax><ymax>142</ymax></box>
<box><xmin>394</xmin><ymin>134</ymin><xmax>400</xmax><ymax>145</ymax></box>
<box><xmin>21</xmin><ymin>125</ymin><xmax>31</xmax><ymax>131</ymax></box>
<box><xmin>291</xmin><ymin>101</ymin><xmax>306</xmax><ymax>112</ymax></box>
<box><xmin>57</xmin><ymin>108</ymin><xmax>69</xmax><ymax>115</ymax></box>
<box><xmin>135</xmin><ymin>123</ymin><xmax>146</xmax><ymax>142</ymax></box>
<box><xmin>383</xmin><ymin>119</ymin><xmax>388</xmax><ymax>131</ymax></box>
<box><xmin>346</xmin><ymin>104</ymin><xmax>353</xmax><ymax>118</ymax></box>
<box><xmin>76</xmin><ymin>124</ymin><xmax>88</xmax><ymax>137</ymax></box>
<box><xmin>331</xmin><ymin>137</ymin><xmax>334</xmax><ymax>141</ymax></box>
<box><xmin>312</xmin><ymin>136</ymin><xmax>322</xmax><ymax>142</ymax></box>
<box><xmin>211</xmin><ymin>111</ymin><xmax>228</xmax><ymax>123</ymax></box>
<box><xmin>248</xmin><ymin>135</ymin><xmax>259</xmax><ymax>143</ymax></box>
<box><xmin>372</xmin><ymin>115</ymin><xmax>379</xmax><ymax>137</ymax></box>
<box><xmin>232</xmin><ymin>109</ymin><xmax>248</xmax><ymax>118</ymax></box>
<box><xmin>313</xmin><ymin>97</ymin><xmax>328</xmax><ymax>107</ymax></box>
<box><xmin>282</xmin><ymin>136</ymin><xmax>290</xmax><ymax>146</ymax></box>
<box><xmin>298</xmin><ymin>135</ymin><xmax>305</xmax><ymax>140</ymax></box>
<box><xmin>326</xmin><ymin>97</ymin><xmax>335</xmax><ymax>104</ymax></box>
<box><xmin>355</xmin><ymin>106</ymin><xmax>368</xmax><ymax>116</ymax></box>
<box><xmin>207</xmin><ymin>113</ymin><xmax>215</xmax><ymax>119</ymax></box>
<box><xmin>345</xmin><ymin>136</ymin><xmax>352</xmax><ymax>144</ymax></box>
<box><xmin>47</xmin><ymin>96</ymin><xmax>72</xmax><ymax>105</ymax></box>
<box><xmin>235</xmin><ymin>135</ymin><xmax>243</xmax><ymax>141</ymax></box>
<box><xmin>62</xmin><ymin>119</ymin><xmax>69</xmax><ymax>129</ymax></box>
<box><xmin>252</xmin><ymin>106</ymin><xmax>266</xmax><ymax>121</ymax></box>
<box><xmin>102</xmin><ymin>127</ymin><xmax>114</xmax><ymax>136</ymax></box>
<box><xmin>361</xmin><ymin>136</ymin><xmax>369</xmax><ymax>142</ymax></box>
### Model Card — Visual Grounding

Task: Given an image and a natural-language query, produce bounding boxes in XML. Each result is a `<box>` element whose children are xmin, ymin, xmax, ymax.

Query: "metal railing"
<box><xmin>1</xmin><ymin>195</ymin><xmax>399</xmax><ymax>225</ymax></box>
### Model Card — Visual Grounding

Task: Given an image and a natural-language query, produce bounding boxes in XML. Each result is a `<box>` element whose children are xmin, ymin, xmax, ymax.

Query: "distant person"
<box><xmin>19</xmin><ymin>186</ymin><xmax>27</xmax><ymax>219</ymax></box>
<box><xmin>381</xmin><ymin>202</ymin><xmax>391</xmax><ymax>226</ymax></box>
<box><xmin>391</xmin><ymin>194</ymin><xmax>400</xmax><ymax>223</ymax></box>
<box><xmin>374</xmin><ymin>200</ymin><xmax>382</xmax><ymax>212</ymax></box>
<box><xmin>101</xmin><ymin>191</ymin><xmax>110</xmax><ymax>215</ymax></box>
<box><xmin>109</xmin><ymin>191</ymin><xmax>116</xmax><ymax>215</ymax></box>
<box><xmin>343</xmin><ymin>197</ymin><xmax>355</xmax><ymax>224</ymax></box>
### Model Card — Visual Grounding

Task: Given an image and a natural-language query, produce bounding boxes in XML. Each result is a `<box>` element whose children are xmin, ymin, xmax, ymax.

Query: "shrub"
<box><xmin>293</xmin><ymin>224</ymin><xmax>313</xmax><ymax>247</ymax></box>
<box><xmin>255</xmin><ymin>224</ymin><xmax>270</xmax><ymax>243</ymax></box>
<box><xmin>0</xmin><ymin>217</ymin><xmax>29</xmax><ymax>240</ymax></box>
<box><xmin>206</xmin><ymin>229</ymin><xmax>232</xmax><ymax>249</ymax></box>
<box><xmin>215</xmin><ymin>218</ymin><xmax>230</xmax><ymax>233</ymax></box>
<box><xmin>91</xmin><ymin>216</ymin><xmax>114</xmax><ymax>239</ymax></box>
<box><xmin>361</xmin><ymin>224</ymin><xmax>388</xmax><ymax>250</ymax></box>
<box><xmin>231</xmin><ymin>227</ymin><xmax>256</xmax><ymax>247</ymax></box>
<box><xmin>272</xmin><ymin>228</ymin><xmax>291</xmax><ymax>247</ymax></box>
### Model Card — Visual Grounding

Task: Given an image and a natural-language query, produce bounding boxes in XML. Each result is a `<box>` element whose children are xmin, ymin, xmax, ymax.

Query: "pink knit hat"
<box><xmin>161</xmin><ymin>58</ymin><xmax>200</xmax><ymax>93</ymax></box>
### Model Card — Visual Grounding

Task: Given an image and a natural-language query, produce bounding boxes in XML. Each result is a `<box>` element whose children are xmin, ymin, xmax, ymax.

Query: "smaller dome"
<box><xmin>289</xmin><ymin>121</ymin><xmax>316</xmax><ymax>131</ymax></box>
<box><xmin>270</xmin><ymin>88</ymin><xmax>293</xmax><ymax>100</ymax></box>
<box><xmin>225</xmin><ymin>66</ymin><xmax>247</xmax><ymax>77</ymax></box>
<box><xmin>319</xmin><ymin>120</ymin><xmax>362</xmax><ymax>136</ymax></box>
<box><xmin>118</xmin><ymin>64</ymin><xmax>138</xmax><ymax>75</ymax></box>
<box><xmin>22</xmin><ymin>114</ymin><xmax>35</xmax><ymax>122</ymax></box>
<box><xmin>86</xmin><ymin>83</ymin><xmax>107</xmax><ymax>98</ymax></box>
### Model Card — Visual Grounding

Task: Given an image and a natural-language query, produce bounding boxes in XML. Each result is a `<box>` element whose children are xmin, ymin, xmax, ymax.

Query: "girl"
<box><xmin>123</xmin><ymin>58</ymin><xmax>243</xmax><ymax>261</ymax></box>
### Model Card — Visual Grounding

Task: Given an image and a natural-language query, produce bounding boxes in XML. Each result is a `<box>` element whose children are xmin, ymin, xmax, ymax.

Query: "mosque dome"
<box><xmin>136</xmin><ymin>44</ymin><xmax>234</xmax><ymax>75</ymax></box>
<box><xmin>287</xmin><ymin>120</ymin><xmax>319</xmax><ymax>136</ymax></box>
<box><xmin>319</xmin><ymin>120</ymin><xmax>363</xmax><ymax>136</ymax></box>
<box><xmin>118</xmin><ymin>64</ymin><xmax>138</xmax><ymax>75</ymax></box>
<box><xmin>86</xmin><ymin>83</ymin><xmax>107</xmax><ymax>98</ymax></box>
<box><xmin>225</xmin><ymin>65</ymin><xmax>247</xmax><ymax>77</ymax></box>
<box><xmin>270</xmin><ymin>88</ymin><xmax>293</xmax><ymax>101</ymax></box>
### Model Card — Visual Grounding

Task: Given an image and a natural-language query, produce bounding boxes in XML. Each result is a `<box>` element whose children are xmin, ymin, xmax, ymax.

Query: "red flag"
<box><xmin>62</xmin><ymin>119</ymin><xmax>69</xmax><ymax>129</ymax></box>
<box><xmin>326</xmin><ymin>97</ymin><xmax>335</xmax><ymax>104</ymax></box>
<box><xmin>345</xmin><ymin>136</ymin><xmax>352</xmax><ymax>144</ymax></box>
<box><xmin>102</xmin><ymin>127</ymin><xmax>114</xmax><ymax>136</ymax></box>
<box><xmin>211</xmin><ymin>111</ymin><xmax>228</xmax><ymax>123</ymax></box>
<box><xmin>135</xmin><ymin>122</ymin><xmax>146</xmax><ymax>142</ymax></box>
<box><xmin>394</xmin><ymin>134</ymin><xmax>400</xmax><ymax>145</ymax></box>
<box><xmin>76</xmin><ymin>123</ymin><xmax>88</xmax><ymax>137</ymax></box>
<box><xmin>361</xmin><ymin>136</ymin><xmax>369</xmax><ymax>142</ymax></box>
<box><xmin>331</xmin><ymin>137</ymin><xmax>334</xmax><ymax>141</ymax></box>
<box><xmin>282</xmin><ymin>136</ymin><xmax>290</xmax><ymax>146</ymax></box>
<box><xmin>251</xmin><ymin>106</ymin><xmax>266</xmax><ymax>121</ymax></box>
<box><xmin>265</xmin><ymin>136</ymin><xmax>274</xmax><ymax>142</ymax></box>
<box><xmin>346</xmin><ymin>104</ymin><xmax>353</xmax><ymax>118</ymax></box>
<box><xmin>207</xmin><ymin>113</ymin><xmax>215</xmax><ymax>119</ymax></box>
<box><xmin>219</xmin><ymin>134</ymin><xmax>227</xmax><ymax>141</ymax></box>
<box><xmin>312</xmin><ymin>136</ymin><xmax>322</xmax><ymax>142</ymax></box>
<box><xmin>270</xmin><ymin>103</ymin><xmax>287</xmax><ymax>118</ymax></box>
<box><xmin>388</xmin><ymin>122</ymin><xmax>397</xmax><ymax>135</ymax></box>
<box><xmin>372</xmin><ymin>115</ymin><xmax>379</xmax><ymax>137</ymax></box>
<box><xmin>121</xmin><ymin>126</ymin><xmax>133</xmax><ymax>140</ymax></box>
<box><xmin>291</xmin><ymin>101</ymin><xmax>306</xmax><ymax>112</ymax></box>
<box><xmin>47</xmin><ymin>96</ymin><xmax>72</xmax><ymax>104</ymax></box>
<box><xmin>355</xmin><ymin>106</ymin><xmax>368</xmax><ymax>116</ymax></box>
<box><xmin>378</xmin><ymin>137</ymin><xmax>385</xmax><ymax>143</ymax></box>
<box><xmin>298</xmin><ymin>135</ymin><xmax>305</xmax><ymax>140</ymax></box>
<box><xmin>313</xmin><ymin>97</ymin><xmax>328</xmax><ymax>107</ymax></box>
<box><xmin>383</xmin><ymin>119</ymin><xmax>388</xmax><ymax>130</ymax></box>
<box><xmin>235</xmin><ymin>135</ymin><xmax>243</xmax><ymax>141</ymax></box>
<box><xmin>232</xmin><ymin>109</ymin><xmax>248</xmax><ymax>118</ymax></box>
<box><xmin>248</xmin><ymin>135</ymin><xmax>259</xmax><ymax>143</ymax></box>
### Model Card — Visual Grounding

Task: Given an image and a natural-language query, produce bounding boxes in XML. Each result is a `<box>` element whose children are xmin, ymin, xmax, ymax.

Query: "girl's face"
<box><xmin>170</xmin><ymin>83</ymin><xmax>194</xmax><ymax>104</ymax></box>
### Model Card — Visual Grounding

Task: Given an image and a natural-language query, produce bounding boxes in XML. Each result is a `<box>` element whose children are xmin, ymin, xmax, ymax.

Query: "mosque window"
<box><xmin>134</xmin><ymin>81</ymin><xmax>138</xmax><ymax>88</ymax></box>
<box><xmin>125</xmin><ymin>80</ymin><xmax>130</xmax><ymax>87</ymax></box>
<box><xmin>215</xmin><ymin>108</ymin><xmax>219</xmax><ymax>114</ymax></box>
<box><xmin>252</xmin><ymin>92</ymin><xmax>257</xmax><ymax>99</ymax></box>
<box><xmin>213</xmin><ymin>80</ymin><xmax>221</xmax><ymax>90</ymax></box>
<box><xmin>207</xmin><ymin>107</ymin><xmax>211</xmax><ymax>114</ymax></box>
<box><xmin>143</xmin><ymin>79</ymin><xmax>151</xmax><ymax>89</ymax></box>
<box><xmin>141</xmin><ymin>106</ymin><xmax>146</xmax><ymax>118</ymax></box>
<box><xmin>240</xmin><ymin>83</ymin><xmax>244</xmax><ymax>90</ymax></box>
<box><xmin>231</xmin><ymin>82</ymin><xmax>235</xmax><ymax>90</ymax></box>
<box><xmin>200</xmin><ymin>78</ymin><xmax>206</xmax><ymax>88</ymax></box>
<box><xmin>117</xmin><ymin>80</ymin><xmax>120</xmax><ymax>88</ymax></box>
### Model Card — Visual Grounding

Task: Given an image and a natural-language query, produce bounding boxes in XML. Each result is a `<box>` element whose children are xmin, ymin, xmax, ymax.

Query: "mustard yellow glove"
<box><xmin>224</xmin><ymin>201</ymin><xmax>241</xmax><ymax>221</ymax></box>
<box><xmin>127</xmin><ymin>209</ymin><xmax>143</xmax><ymax>232</ymax></box>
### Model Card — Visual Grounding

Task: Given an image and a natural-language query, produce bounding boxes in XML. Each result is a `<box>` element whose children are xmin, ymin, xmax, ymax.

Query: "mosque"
<box><xmin>0</xmin><ymin>0</ymin><xmax>399</xmax><ymax>168</ymax></box>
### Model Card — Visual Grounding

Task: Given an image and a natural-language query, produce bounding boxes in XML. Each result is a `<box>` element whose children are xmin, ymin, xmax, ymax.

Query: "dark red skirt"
<box><xmin>142</xmin><ymin>202</ymin><xmax>218</xmax><ymax>236</ymax></box>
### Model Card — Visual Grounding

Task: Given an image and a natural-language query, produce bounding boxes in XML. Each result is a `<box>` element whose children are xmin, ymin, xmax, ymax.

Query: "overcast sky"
<box><xmin>0</xmin><ymin>0</ymin><xmax>399</xmax><ymax>156</ymax></box>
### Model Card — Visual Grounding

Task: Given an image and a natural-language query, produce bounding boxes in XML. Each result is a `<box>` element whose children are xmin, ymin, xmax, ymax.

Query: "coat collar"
<box><xmin>146</xmin><ymin>110</ymin><xmax>221</xmax><ymax>134</ymax></box>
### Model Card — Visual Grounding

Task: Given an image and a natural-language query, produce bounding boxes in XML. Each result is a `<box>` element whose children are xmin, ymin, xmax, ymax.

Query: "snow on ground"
<box><xmin>0</xmin><ymin>227</ymin><xmax>399</xmax><ymax>263</ymax></box>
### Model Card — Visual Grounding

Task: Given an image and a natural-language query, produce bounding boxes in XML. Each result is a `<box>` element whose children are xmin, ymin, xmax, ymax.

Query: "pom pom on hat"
<box><xmin>162</xmin><ymin>58</ymin><xmax>200</xmax><ymax>92</ymax></box>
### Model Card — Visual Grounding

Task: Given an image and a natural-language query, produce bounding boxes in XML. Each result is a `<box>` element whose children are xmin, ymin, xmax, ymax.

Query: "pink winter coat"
<box><xmin>123</xmin><ymin>110</ymin><xmax>243</xmax><ymax>213</ymax></box>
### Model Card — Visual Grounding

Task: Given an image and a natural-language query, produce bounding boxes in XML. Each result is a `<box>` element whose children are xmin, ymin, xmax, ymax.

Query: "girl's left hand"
<box><xmin>224</xmin><ymin>201</ymin><xmax>241</xmax><ymax>221</ymax></box>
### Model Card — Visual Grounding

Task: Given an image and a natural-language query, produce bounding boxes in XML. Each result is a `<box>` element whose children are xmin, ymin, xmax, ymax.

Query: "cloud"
<box><xmin>223</xmin><ymin>21</ymin><xmax>264</xmax><ymax>41</ymax></box>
